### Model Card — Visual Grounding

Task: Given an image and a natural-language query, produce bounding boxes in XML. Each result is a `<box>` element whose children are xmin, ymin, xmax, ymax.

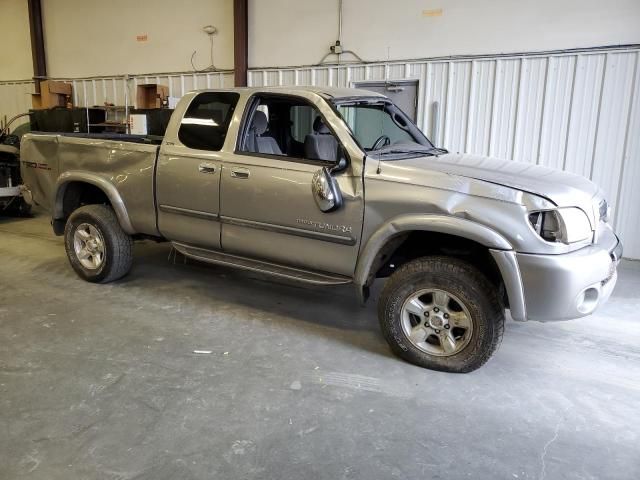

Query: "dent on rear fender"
<box><xmin>55</xmin><ymin>172</ymin><xmax>136</xmax><ymax>234</ymax></box>
<box><xmin>50</xmin><ymin>136</ymin><xmax>159</xmax><ymax>236</ymax></box>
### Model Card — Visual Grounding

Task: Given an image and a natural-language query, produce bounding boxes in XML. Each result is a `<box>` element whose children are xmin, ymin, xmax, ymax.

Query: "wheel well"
<box><xmin>368</xmin><ymin>231</ymin><xmax>506</xmax><ymax>304</ymax></box>
<box><xmin>53</xmin><ymin>182</ymin><xmax>111</xmax><ymax>235</ymax></box>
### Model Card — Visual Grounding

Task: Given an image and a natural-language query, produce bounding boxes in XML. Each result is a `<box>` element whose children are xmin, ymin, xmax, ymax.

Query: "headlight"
<box><xmin>528</xmin><ymin>207</ymin><xmax>593</xmax><ymax>244</ymax></box>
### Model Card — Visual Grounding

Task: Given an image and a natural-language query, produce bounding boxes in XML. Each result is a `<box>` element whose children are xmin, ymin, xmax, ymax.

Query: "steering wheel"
<box><xmin>371</xmin><ymin>135</ymin><xmax>391</xmax><ymax>151</ymax></box>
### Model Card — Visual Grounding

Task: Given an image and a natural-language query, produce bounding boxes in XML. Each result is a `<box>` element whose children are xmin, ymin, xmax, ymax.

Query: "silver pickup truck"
<box><xmin>20</xmin><ymin>87</ymin><xmax>623</xmax><ymax>372</ymax></box>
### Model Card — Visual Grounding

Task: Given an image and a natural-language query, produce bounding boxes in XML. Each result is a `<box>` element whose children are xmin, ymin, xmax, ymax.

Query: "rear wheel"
<box><xmin>64</xmin><ymin>205</ymin><xmax>133</xmax><ymax>283</ymax></box>
<box><xmin>378</xmin><ymin>256</ymin><xmax>504</xmax><ymax>373</ymax></box>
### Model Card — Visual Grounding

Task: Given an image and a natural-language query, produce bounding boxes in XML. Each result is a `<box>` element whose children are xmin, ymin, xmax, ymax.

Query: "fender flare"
<box><xmin>54</xmin><ymin>171</ymin><xmax>135</xmax><ymax>234</ymax></box>
<box><xmin>353</xmin><ymin>214</ymin><xmax>526</xmax><ymax>320</ymax></box>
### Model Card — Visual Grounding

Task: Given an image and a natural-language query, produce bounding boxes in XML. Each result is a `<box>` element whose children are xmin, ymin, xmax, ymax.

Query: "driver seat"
<box><xmin>247</xmin><ymin>110</ymin><xmax>282</xmax><ymax>155</ymax></box>
<box><xmin>304</xmin><ymin>116</ymin><xmax>337</xmax><ymax>162</ymax></box>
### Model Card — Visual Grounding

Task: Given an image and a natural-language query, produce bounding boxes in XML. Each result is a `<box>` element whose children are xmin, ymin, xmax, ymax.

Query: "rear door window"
<box><xmin>178</xmin><ymin>92</ymin><xmax>239</xmax><ymax>151</ymax></box>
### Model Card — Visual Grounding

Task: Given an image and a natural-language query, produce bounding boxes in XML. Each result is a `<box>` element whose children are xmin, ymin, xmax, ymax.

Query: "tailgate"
<box><xmin>20</xmin><ymin>133</ymin><xmax>60</xmax><ymax>211</ymax></box>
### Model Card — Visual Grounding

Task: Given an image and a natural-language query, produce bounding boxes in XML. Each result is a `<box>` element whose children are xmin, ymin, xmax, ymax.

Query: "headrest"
<box><xmin>313</xmin><ymin>116</ymin><xmax>330</xmax><ymax>134</ymax></box>
<box><xmin>251</xmin><ymin>110</ymin><xmax>268</xmax><ymax>135</ymax></box>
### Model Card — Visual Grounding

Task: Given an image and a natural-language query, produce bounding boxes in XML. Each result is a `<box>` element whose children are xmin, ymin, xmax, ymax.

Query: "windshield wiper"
<box><xmin>425</xmin><ymin>147</ymin><xmax>449</xmax><ymax>155</ymax></box>
<box><xmin>376</xmin><ymin>146</ymin><xmax>448</xmax><ymax>156</ymax></box>
<box><xmin>376</xmin><ymin>148</ymin><xmax>432</xmax><ymax>156</ymax></box>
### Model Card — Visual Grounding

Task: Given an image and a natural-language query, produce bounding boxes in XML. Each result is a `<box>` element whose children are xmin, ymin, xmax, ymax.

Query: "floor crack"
<box><xmin>539</xmin><ymin>414</ymin><xmax>565</xmax><ymax>480</ymax></box>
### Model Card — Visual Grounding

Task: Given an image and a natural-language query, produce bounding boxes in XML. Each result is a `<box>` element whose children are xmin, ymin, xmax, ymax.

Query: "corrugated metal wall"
<box><xmin>248</xmin><ymin>48</ymin><xmax>640</xmax><ymax>260</ymax></box>
<box><xmin>0</xmin><ymin>71</ymin><xmax>234</xmax><ymax>125</ymax></box>
<box><xmin>1</xmin><ymin>48</ymin><xmax>638</xmax><ymax>258</ymax></box>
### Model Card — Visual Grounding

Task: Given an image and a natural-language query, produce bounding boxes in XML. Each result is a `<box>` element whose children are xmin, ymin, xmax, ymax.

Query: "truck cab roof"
<box><xmin>184</xmin><ymin>86</ymin><xmax>387</xmax><ymax>101</ymax></box>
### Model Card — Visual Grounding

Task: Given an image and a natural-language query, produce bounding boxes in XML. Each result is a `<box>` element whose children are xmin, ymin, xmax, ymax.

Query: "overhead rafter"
<box><xmin>27</xmin><ymin>0</ymin><xmax>47</xmax><ymax>92</ymax></box>
<box><xmin>234</xmin><ymin>0</ymin><xmax>248</xmax><ymax>86</ymax></box>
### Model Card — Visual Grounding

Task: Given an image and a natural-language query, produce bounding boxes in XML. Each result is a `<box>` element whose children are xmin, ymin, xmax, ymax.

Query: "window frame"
<box><xmin>177</xmin><ymin>91</ymin><xmax>240</xmax><ymax>152</ymax></box>
<box><xmin>331</xmin><ymin>97</ymin><xmax>432</xmax><ymax>154</ymax></box>
<box><xmin>234</xmin><ymin>93</ymin><xmax>348</xmax><ymax>168</ymax></box>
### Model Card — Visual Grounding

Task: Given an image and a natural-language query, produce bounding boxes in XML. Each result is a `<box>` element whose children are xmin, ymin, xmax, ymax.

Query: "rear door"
<box><xmin>156</xmin><ymin>92</ymin><xmax>240</xmax><ymax>249</ymax></box>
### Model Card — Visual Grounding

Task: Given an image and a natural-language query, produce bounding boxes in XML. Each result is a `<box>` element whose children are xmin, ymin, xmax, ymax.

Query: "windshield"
<box><xmin>335</xmin><ymin>100</ymin><xmax>436</xmax><ymax>157</ymax></box>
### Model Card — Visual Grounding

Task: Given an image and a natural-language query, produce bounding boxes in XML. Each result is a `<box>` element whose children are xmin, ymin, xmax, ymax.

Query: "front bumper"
<box><xmin>516</xmin><ymin>228</ymin><xmax>622</xmax><ymax>321</ymax></box>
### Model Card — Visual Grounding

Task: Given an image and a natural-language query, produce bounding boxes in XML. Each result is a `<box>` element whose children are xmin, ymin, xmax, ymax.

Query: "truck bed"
<box><xmin>20</xmin><ymin>131</ymin><xmax>161</xmax><ymax>236</ymax></box>
<box><xmin>32</xmin><ymin>131</ymin><xmax>164</xmax><ymax>145</ymax></box>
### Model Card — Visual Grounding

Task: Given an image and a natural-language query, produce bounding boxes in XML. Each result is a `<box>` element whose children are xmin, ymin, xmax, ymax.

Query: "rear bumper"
<box><xmin>19</xmin><ymin>185</ymin><xmax>34</xmax><ymax>205</ymax></box>
<box><xmin>516</xmin><ymin>231</ymin><xmax>622</xmax><ymax>321</ymax></box>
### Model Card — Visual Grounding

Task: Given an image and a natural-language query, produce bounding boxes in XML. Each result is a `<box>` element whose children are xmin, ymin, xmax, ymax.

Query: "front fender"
<box><xmin>54</xmin><ymin>171</ymin><xmax>135</xmax><ymax>234</ymax></box>
<box><xmin>353</xmin><ymin>214</ymin><xmax>526</xmax><ymax>320</ymax></box>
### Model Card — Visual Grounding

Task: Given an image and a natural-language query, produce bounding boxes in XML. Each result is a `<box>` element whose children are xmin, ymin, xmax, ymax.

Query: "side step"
<box><xmin>172</xmin><ymin>242</ymin><xmax>352</xmax><ymax>286</ymax></box>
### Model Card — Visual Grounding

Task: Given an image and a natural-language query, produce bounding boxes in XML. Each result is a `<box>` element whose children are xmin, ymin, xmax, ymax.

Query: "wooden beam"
<box><xmin>233</xmin><ymin>0</ymin><xmax>248</xmax><ymax>87</ymax></box>
<box><xmin>27</xmin><ymin>0</ymin><xmax>47</xmax><ymax>93</ymax></box>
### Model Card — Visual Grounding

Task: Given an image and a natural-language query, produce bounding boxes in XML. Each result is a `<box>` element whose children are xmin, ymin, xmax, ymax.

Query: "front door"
<box><xmin>156</xmin><ymin>91</ymin><xmax>240</xmax><ymax>249</ymax></box>
<box><xmin>219</xmin><ymin>94</ymin><xmax>364</xmax><ymax>277</ymax></box>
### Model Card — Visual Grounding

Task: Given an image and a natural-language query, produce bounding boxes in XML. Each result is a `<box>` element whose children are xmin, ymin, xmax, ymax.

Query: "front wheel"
<box><xmin>64</xmin><ymin>204</ymin><xmax>133</xmax><ymax>283</ymax></box>
<box><xmin>378</xmin><ymin>256</ymin><xmax>504</xmax><ymax>373</ymax></box>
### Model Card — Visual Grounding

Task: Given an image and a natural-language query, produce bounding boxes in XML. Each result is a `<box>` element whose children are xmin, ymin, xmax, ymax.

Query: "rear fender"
<box><xmin>54</xmin><ymin>171</ymin><xmax>135</xmax><ymax>234</ymax></box>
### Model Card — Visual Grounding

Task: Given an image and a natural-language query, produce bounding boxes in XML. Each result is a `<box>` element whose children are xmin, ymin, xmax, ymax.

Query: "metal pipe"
<box><xmin>27</xmin><ymin>0</ymin><xmax>47</xmax><ymax>93</ymax></box>
<box><xmin>0</xmin><ymin>113</ymin><xmax>31</xmax><ymax>136</ymax></box>
<box><xmin>233</xmin><ymin>0</ymin><xmax>249</xmax><ymax>86</ymax></box>
<box><xmin>431</xmin><ymin>101</ymin><xmax>440</xmax><ymax>144</ymax></box>
<box><xmin>338</xmin><ymin>0</ymin><xmax>343</xmax><ymax>43</ymax></box>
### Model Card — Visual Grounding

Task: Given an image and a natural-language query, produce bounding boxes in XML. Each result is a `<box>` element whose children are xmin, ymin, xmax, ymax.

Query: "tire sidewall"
<box><xmin>64</xmin><ymin>210</ymin><xmax>112</xmax><ymax>282</ymax></box>
<box><xmin>380</xmin><ymin>260</ymin><xmax>499</xmax><ymax>372</ymax></box>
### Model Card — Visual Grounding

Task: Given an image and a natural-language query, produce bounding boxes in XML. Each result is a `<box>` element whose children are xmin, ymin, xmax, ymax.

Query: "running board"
<box><xmin>172</xmin><ymin>243</ymin><xmax>352</xmax><ymax>286</ymax></box>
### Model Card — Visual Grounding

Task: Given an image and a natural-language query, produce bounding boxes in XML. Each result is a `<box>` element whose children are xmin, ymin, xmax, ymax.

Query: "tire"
<box><xmin>64</xmin><ymin>204</ymin><xmax>133</xmax><ymax>283</ymax></box>
<box><xmin>378</xmin><ymin>256</ymin><xmax>504</xmax><ymax>373</ymax></box>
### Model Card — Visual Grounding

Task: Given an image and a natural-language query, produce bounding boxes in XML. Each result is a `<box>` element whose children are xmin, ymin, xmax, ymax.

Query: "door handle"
<box><xmin>198</xmin><ymin>162</ymin><xmax>217</xmax><ymax>174</ymax></box>
<box><xmin>231</xmin><ymin>168</ymin><xmax>250</xmax><ymax>179</ymax></box>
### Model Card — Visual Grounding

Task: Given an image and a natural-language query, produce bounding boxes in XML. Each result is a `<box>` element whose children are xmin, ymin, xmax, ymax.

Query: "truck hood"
<box><xmin>390</xmin><ymin>153</ymin><xmax>600</xmax><ymax>208</ymax></box>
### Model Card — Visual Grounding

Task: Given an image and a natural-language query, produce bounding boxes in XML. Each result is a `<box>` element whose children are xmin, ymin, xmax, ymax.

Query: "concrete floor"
<box><xmin>1</xmin><ymin>211</ymin><xmax>639</xmax><ymax>480</ymax></box>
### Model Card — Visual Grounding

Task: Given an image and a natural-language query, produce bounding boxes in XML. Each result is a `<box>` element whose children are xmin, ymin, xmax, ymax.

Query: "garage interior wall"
<box><xmin>42</xmin><ymin>0</ymin><xmax>234</xmax><ymax>78</ymax></box>
<box><xmin>1</xmin><ymin>0</ymin><xmax>639</xmax><ymax>258</ymax></box>
<box><xmin>0</xmin><ymin>0</ymin><xmax>33</xmax><ymax>81</ymax></box>
<box><xmin>248</xmin><ymin>0</ymin><xmax>640</xmax><ymax>68</ymax></box>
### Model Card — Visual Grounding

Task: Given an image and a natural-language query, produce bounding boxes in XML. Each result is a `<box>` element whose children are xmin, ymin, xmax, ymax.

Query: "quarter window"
<box><xmin>178</xmin><ymin>92</ymin><xmax>239</xmax><ymax>151</ymax></box>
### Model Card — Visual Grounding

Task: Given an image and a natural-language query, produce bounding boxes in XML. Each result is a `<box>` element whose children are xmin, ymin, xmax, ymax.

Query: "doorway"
<box><xmin>352</xmin><ymin>80</ymin><xmax>419</xmax><ymax>122</ymax></box>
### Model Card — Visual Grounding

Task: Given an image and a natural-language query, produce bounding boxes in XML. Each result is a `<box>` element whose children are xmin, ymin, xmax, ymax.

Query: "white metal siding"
<box><xmin>249</xmin><ymin>48</ymin><xmax>640</xmax><ymax>259</ymax></box>
<box><xmin>0</xmin><ymin>71</ymin><xmax>235</xmax><ymax>124</ymax></box>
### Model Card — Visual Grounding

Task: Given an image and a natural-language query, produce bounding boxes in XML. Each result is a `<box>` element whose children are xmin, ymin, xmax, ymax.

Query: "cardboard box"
<box><xmin>31</xmin><ymin>80</ymin><xmax>73</xmax><ymax>109</ymax></box>
<box><xmin>136</xmin><ymin>84</ymin><xmax>169</xmax><ymax>109</ymax></box>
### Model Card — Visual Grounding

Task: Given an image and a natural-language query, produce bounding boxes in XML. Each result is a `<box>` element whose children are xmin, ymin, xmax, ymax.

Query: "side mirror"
<box><xmin>312</xmin><ymin>167</ymin><xmax>343</xmax><ymax>213</ymax></box>
<box><xmin>330</xmin><ymin>152</ymin><xmax>348</xmax><ymax>174</ymax></box>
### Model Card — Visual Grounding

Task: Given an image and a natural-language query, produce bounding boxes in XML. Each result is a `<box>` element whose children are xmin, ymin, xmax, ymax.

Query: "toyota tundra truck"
<box><xmin>19</xmin><ymin>87</ymin><xmax>623</xmax><ymax>372</ymax></box>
